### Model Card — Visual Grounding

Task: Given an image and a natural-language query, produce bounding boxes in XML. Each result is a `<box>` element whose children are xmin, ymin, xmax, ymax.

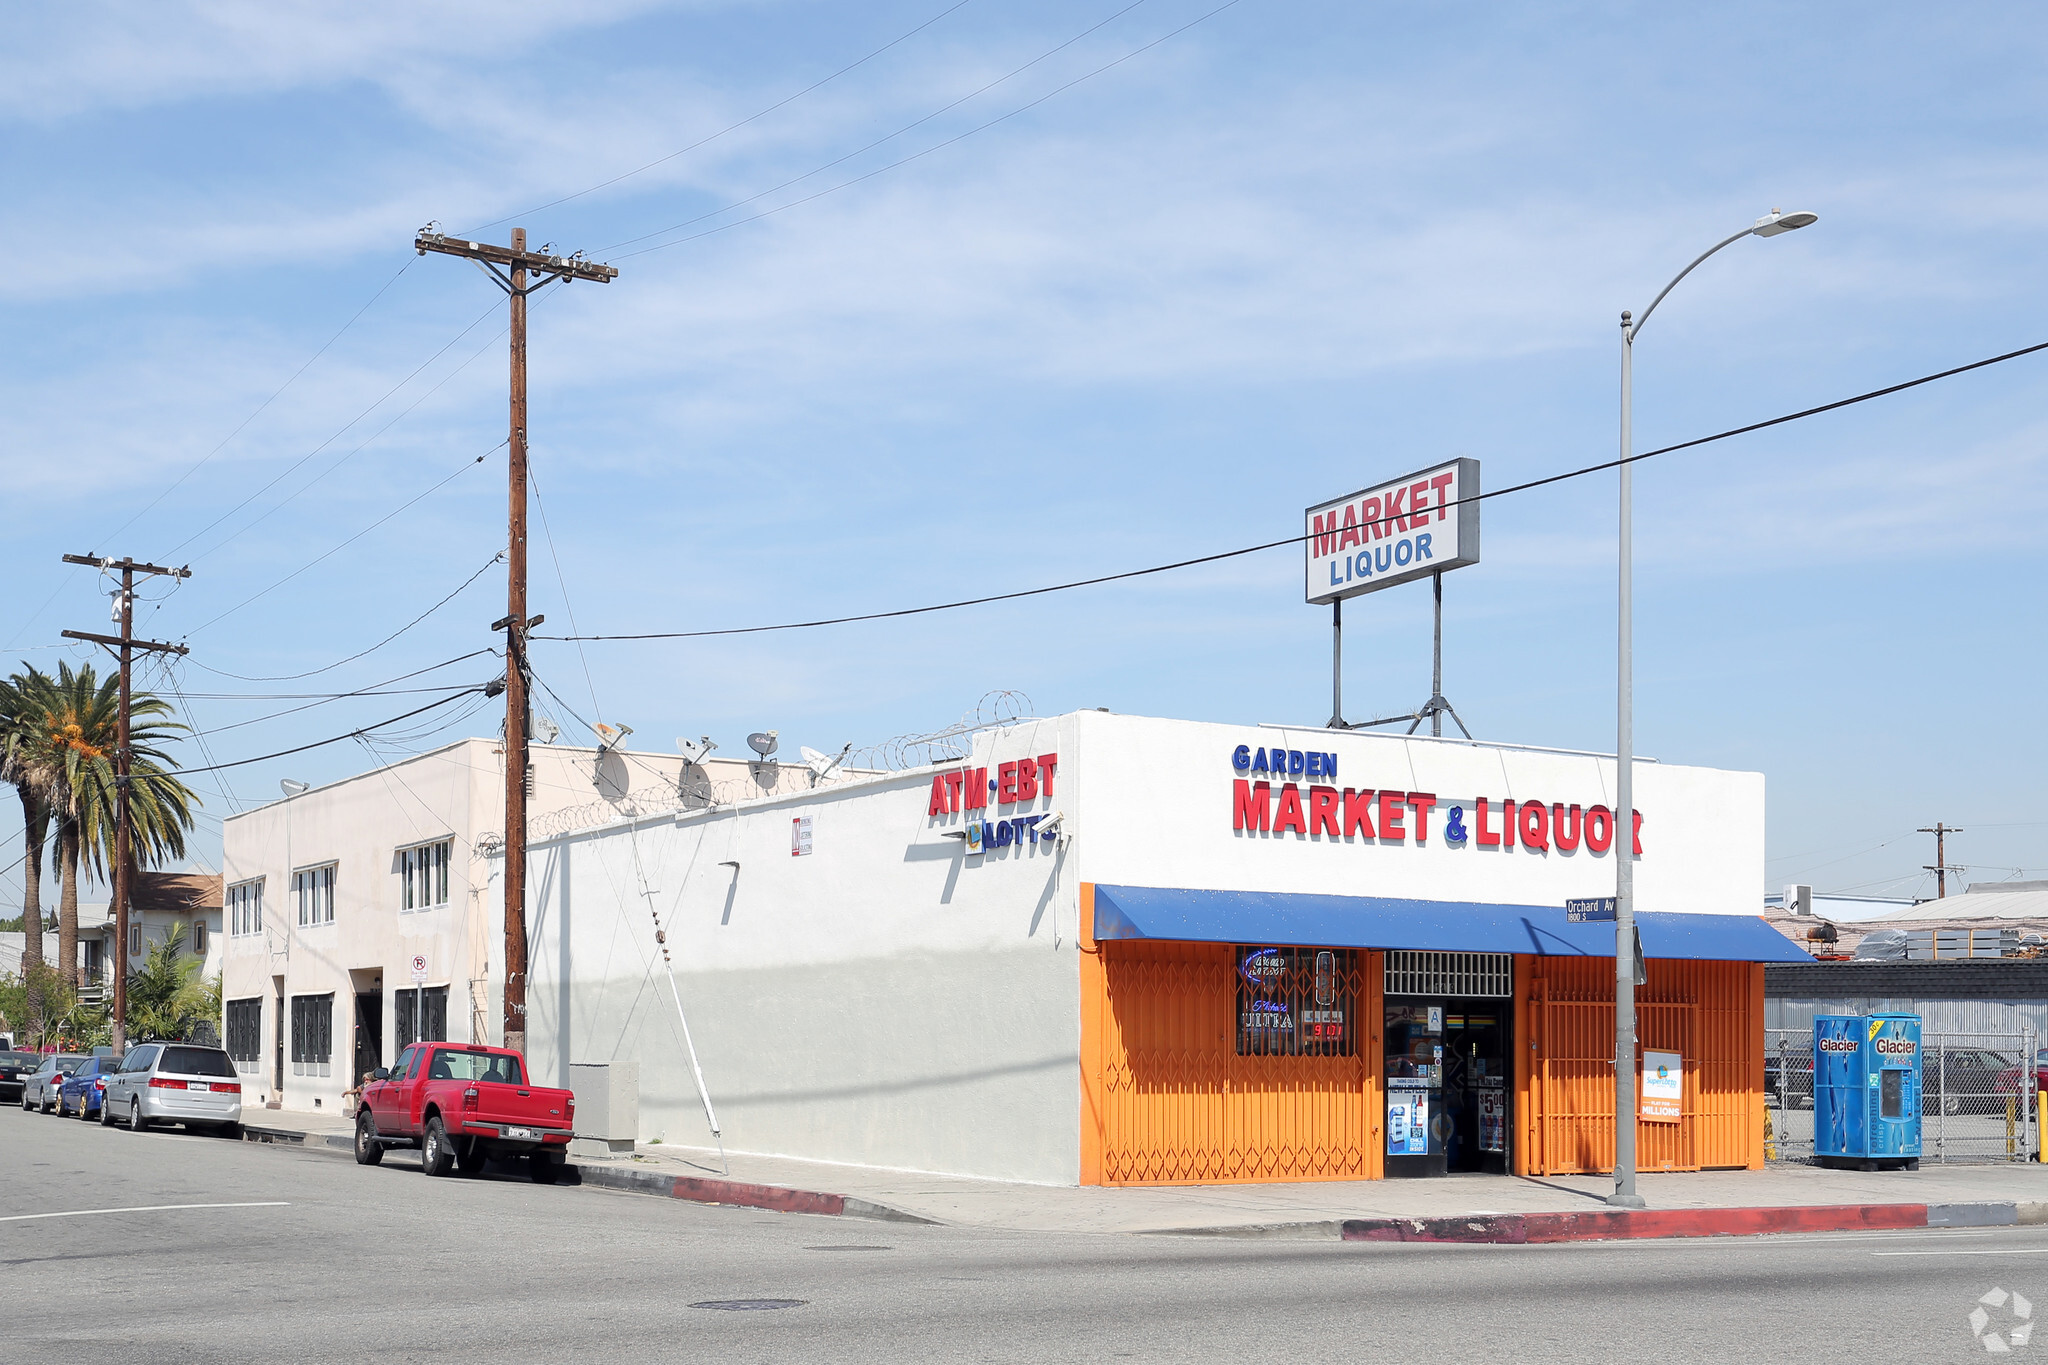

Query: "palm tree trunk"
<box><xmin>16</xmin><ymin>789</ymin><xmax>46</xmax><ymax>973</ymax></box>
<box><xmin>57</xmin><ymin>817</ymin><xmax>80</xmax><ymax>991</ymax></box>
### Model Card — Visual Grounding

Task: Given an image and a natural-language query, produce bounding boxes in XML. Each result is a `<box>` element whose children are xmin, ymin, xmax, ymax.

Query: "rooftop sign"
<box><xmin>1304</xmin><ymin>458</ymin><xmax>1479</xmax><ymax>604</ymax></box>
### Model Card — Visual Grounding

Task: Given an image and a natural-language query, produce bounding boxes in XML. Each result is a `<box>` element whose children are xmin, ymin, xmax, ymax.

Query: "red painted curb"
<box><xmin>669</xmin><ymin>1176</ymin><xmax>848</xmax><ymax>1217</ymax></box>
<box><xmin>1341</xmin><ymin>1203</ymin><xmax>1930</xmax><ymax>1245</ymax></box>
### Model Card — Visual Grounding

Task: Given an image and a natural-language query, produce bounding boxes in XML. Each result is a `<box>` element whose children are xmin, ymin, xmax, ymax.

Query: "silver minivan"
<box><xmin>101</xmin><ymin>1042</ymin><xmax>243</xmax><ymax>1136</ymax></box>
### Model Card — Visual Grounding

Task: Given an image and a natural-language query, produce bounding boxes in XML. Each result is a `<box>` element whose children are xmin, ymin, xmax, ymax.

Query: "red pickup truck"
<box><xmin>353</xmin><ymin>1041</ymin><xmax>575</xmax><ymax>1182</ymax></box>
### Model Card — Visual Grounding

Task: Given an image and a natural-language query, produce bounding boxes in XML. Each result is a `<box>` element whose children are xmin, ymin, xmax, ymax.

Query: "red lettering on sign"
<box><xmin>1312</xmin><ymin>511</ymin><xmax>1341</xmax><ymax>558</ymax></box>
<box><xmin>1363</xmin><ymin>494</ymin><xmax>1385</xmax><ymax>541</ymax></box>
<box><xmin>1274</xmin><ymin>784</ymin><xmax>1308</xmax><ymax>835</ymax></box>
<box><xmin>1037</xmin><ymin>754</ymin><xmax>1058</xmax><ymax>798</ymax></box>
<box><xmin>1233</xmin><ymin>780</ymin><xmax>1272</xmax><ymax>832</ymax></box>
<box><xmin>944</xmin><ymin>770</ymin><xmax>964</xmax><ymax>813</ymax></box>
<box><xmin>997</xmin><ymin>762</ymin><xmax>1018</xmax><ymax>804</ymax></box>
<box><xmin>1308</xmin><ymin>785</ymin><xmax>1341</xmax><ymax>837</ymax></box>
<box><xmin>1585</xmin><ymin>805</ymin><xmax>1614</xmax><ymax>853</ymax></box>
<box><xmin>1378</xmin><ymin>789</ymin><xmax>1407</xmax><ymax>840</ymax></box>
<box><xmin>1503</xmin><ymin>799</ymin><xmax>1517</xmax><ymax>848</ymax></box>
<box><xmin>1338</xmin><ymin>504</ymin><xmax>1360</xmax><ymax>552</ymax></box>
<box><xmin>1553</xmin><ymin>803</ymin><xmax>1581</xmax><ymax>851</ymax></box>
<box><xmin>963</xmin><ymin>768</ymin><xmax>988</xmax><ymax>812</ymax></box>
<box><xmin>1519</xmin><ymin>801</ymin><xmax>1549</xmax><ymax>850</ymax></box>
<box><xmin>1409</xmin><ymin>481</ymin><xmax>1430</xmax><ymax>526</ymax></box>
<box><xmin>1342</xmin><ymin>788</ymin><xmax>1375</xmax><ymax>838</ymax></box>
<box><xmin>1633</xmin><ymin>809</ymin><xmax>1644</xmax><ymax>855</ymax></box>
<box><xmin>1475</xmin><ymin>798</ymin><xmax>1501</xmax><ymax>846</ymax></box>
<box><xmin>1016</xmin><ymin>757</ymin><xmax>1039</xmax><ymax>802</ymax></box>
<box><xmin>1406</xmin><ymin>792</ymin><xmax>1437</xmax><ymax>842</ymax></box>
<box><xmin>1429</xmin><ymin>471</ymin><xmax>1455</xmax><ymax>521</ymax></box>
<box><xmin>927</xmin><ymin>774</ymin><xmax>949</xmax><ymax>818</ymax></box>
<box><xmin>1382</xmin><ymin>484</ymin><xmax>1409</xmax><ymax>533</ymax></box>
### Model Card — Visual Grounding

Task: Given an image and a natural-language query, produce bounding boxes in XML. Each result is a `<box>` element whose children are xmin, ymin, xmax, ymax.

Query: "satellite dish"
<box><xmin>747</xmin><ymin>730</ymin><xmax>779</xmax><ymax>758</ymax></box>
<box><xmin>532</xmin><ymin>715</ymin><xmax>561</xmax><ymax>745</ymax></box>
<box><xmin>594</xmin><ymin>722</ymin><xmax>634</xmax><ymax>752</ymax></box>
<box><xmin>676</xmin><ymin>735</ymin><xmax>716</xmax><ymax>764</ymax></box>
<box><xmin>800</xmin><ymin>743</ymin><xmax>852</xmax><ymax>785</ymax></box>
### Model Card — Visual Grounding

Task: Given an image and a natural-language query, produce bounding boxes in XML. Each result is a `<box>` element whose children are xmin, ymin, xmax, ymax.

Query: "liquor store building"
<box><xmin>516</xmin><ymin>709</ymin><xmax>1809</xmax><ymax>1187</ymax></box>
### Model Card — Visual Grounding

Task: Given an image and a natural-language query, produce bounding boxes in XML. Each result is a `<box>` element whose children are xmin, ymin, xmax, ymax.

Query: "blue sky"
<box><xmin>4</xmin><ymin>1</ymin><xmax>2045</xmax><ymax>907</ymax></box>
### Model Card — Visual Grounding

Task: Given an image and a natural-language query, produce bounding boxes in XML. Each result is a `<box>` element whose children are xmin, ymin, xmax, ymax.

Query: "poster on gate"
<box><xmin>1477</xmin><ymin>1087</ymin><xmax>1506</xmax><ymax>1152</ymax></box>
<box><xmin>1641</xmin><ymin>1050</ymin><xmax>1683</xmax><ymax>1122</ymax></box>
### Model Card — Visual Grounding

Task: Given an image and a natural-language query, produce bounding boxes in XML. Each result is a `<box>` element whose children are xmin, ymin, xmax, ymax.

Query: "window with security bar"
<box><xmin>1235</xmin><ymin>945</ymin><xmax>1360</xmax><ymax>1057</ymax></box>
<box><xmin>1384</xmin><ymin>950</ymin><xmax>1513</xmax><ymax>998</ymax></box>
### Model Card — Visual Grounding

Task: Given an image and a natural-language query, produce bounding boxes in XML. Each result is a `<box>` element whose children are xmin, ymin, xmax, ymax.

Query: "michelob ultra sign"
<box><xmin>1304</xmin><ymin>457</ymin><xmax>1480</xmax><ymax>604</ymax></box>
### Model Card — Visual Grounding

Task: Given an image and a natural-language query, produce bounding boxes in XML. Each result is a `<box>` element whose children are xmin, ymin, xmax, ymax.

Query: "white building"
<box><xmin>218</xmin><ymin>737</ymin><xmax>812</xmax><ymax>1111</ymax></box>
<box><xmin>513</xmin><ymin>709</ymin><xmax>1803</xmax><ymax>1186</ymax></box>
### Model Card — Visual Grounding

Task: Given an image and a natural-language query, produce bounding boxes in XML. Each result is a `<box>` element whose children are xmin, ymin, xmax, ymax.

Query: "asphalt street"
<box><xmin>4</xmin><ymin>1103</ymin><xmax>2044</xmax><ymax>1364</ymax></box>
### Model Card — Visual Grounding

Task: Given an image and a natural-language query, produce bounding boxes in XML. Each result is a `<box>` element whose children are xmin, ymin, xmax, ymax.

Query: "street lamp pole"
<box><xmin>1609</xmin><ymin>209</ymin><xmax>1817</xmax><ymax>1209</ymax></box>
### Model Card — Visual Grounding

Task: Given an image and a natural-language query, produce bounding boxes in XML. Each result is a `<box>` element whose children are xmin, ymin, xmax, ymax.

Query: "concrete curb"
<box><xmin>1336</xmin><ymin>1202</ymin><xmax>2020</xmax><ymax>1245</ymax></box>
<box><xmin>570</xmin><ymin>1161</ymin><xmax>937</xmax><ymax>1223</ymax></box>
<box><xmin>239</xmin><ymin>1121</ymin><xmax>934</xmax><ymax>1223</ymax></box>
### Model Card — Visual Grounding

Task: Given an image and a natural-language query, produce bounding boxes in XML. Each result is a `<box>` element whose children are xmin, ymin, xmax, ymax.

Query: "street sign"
<box><xmin>1566</xmin><ymin>897</ymin><xmax>1617</xmax><ymax>923</ymax></box>
<box><xmin>410</xmin><ymin>953</ymin><xmax>429</xmax><ymax>984</ymax></box>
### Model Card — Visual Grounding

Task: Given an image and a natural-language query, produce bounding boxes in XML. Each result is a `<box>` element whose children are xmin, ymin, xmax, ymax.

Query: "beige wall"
<box><xmin>221</xmin><ymin>737</ymin><xmax>810</xmax><ymax>1112</ymax></box>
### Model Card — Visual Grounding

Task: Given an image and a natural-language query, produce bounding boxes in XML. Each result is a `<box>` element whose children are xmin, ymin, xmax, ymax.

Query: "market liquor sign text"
<box><xmin>1305</xmin><ymin>457</ymin><xmax>1479</xmax><ymax>605</ymax></box>
<box><xmin>1229</xmin><ymin>744</ymin><xmax>1641</xmax><ymax>853</ymax></box>
<box><xmin>927</xmin><ymin>752</ymin><xmax>1060</xmax><ymax>852</ymax></box>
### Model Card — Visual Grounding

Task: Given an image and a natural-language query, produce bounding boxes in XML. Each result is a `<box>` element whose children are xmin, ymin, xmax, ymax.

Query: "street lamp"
<box><xmin>1610</xmin><ymin>208</ymin><xmax>1817</xmax><ymax>1209</ymax></box>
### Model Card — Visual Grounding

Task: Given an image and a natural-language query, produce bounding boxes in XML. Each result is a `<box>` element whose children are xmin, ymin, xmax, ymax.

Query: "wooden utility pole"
<box><xmin>412</xmin><ymin>227</ymin><xmax>616</xmax><ymax>1055</ymax></box>
<box><xmin>1921</xmin><ymin>822</ymin><xmax>1964</xmax><ymax>900</ymax></box>
<box><xmin>62</xmin><ymin>554</ymin><xmax>191</xmax><ymax>1052</ymax></box>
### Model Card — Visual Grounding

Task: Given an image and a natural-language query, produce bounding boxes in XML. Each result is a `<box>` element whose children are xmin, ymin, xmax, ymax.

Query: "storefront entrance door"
<box><xmin>1385</xmin><ymin>998</ymin><xmax>1510</xmax><ymax>1176</ymax></box>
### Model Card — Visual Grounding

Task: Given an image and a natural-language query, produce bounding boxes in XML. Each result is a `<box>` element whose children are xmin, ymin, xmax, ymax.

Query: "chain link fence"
<box><xmin>1766</xmin><ymin>1028</ymin><xmax>2038</xmax><ymax>1164</ymax></box>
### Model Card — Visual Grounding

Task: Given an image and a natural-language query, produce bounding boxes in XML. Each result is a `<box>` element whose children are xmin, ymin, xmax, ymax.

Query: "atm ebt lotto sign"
<box><xmin>1304</xmin><ymin>458</ymin><xmax>1479</xmax><ymax>605</ymax></box>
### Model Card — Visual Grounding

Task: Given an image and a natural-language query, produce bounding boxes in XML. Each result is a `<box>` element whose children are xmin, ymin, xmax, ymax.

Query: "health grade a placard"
<box><xmin>1641</xmin><ymin>1050</ymin><xmax>1683</xmax><ymax>1123</ymax></box>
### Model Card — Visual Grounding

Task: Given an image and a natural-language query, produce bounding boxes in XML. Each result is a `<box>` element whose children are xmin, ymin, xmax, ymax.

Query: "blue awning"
<box><xmin>1092</xmin><ymin>883</ymin><xmax>1814</xmax><ymax>964</ymax></box>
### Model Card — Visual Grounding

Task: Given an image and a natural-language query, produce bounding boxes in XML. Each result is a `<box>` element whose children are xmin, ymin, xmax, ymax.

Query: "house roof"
<box><xmin>132</xmin><ymin>872</ymin><xmax>223</xmax><ymax>915</ymax></box>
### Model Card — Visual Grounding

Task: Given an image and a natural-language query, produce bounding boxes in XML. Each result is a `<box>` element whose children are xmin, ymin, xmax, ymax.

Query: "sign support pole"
<box><xmin>1611</xmin><ymin>310</ymin><xmax>1645</xmax><ymax>1209</ymax></box>
<box><xmin>1329</xmin><ymin>599</ymin><xmax>1345</xmax><ymax>729</ymax></box>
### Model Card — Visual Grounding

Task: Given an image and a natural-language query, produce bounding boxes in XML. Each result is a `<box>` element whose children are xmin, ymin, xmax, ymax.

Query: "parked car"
<box><xmin>56</xmin><ymin>1055</ymin><xmax>124</xmax><ymax>1120</ymax></box>
<box><xmin>20</xmin><ymin>1054</ymin><xmax>89</xmax><ymax>1112</ymax></box>
<box><xmin>0</xmin><ymin>1051</ymin><xmax>43</xmax><ymax>1104</ymax></box>
<box><xmin>1995</xmin><ymin>1049</ymin><xmax>2048</xmax><ymax>1100</ymax></box>
<box><xmin>101</xmin><ymin>1042</ymin><xmax>243</xmax><ymax>1136</ymax></box>
<box><xmin>354</xmin><ymin>1042</ymin><xmax>575</xmax><ymax>1182</ymax></box>
<box><xmin>1923</xmin><ymin>1047</ymin><xmax>2016</xmax><ymax>1117</ymax></box>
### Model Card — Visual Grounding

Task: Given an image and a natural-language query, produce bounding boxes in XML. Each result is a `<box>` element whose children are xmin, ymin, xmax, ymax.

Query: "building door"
<box><xmin>353</xmin><ymin>991</ymin><xmax>384</xmax><ymax>1089</ymax></box>
<box><xmin>1385</xmin><ymin>998</ymin><xmax>1511</xmax><ymax>1176</ymax></box>
<box><xmin>272</xmin><ymin>977</ymin><xmax>286</xmax><ymax>1099</ymax></box>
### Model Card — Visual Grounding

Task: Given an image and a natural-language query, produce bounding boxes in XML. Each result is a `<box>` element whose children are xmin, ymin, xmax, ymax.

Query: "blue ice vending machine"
<box><xmin>1814</xmin><ymin>1013</ymin><xmax>1921</xmax><ymax>1169</ymax></box>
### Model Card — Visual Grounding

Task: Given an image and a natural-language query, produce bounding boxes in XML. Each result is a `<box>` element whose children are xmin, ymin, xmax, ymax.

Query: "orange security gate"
<box><xmin>1081</xmin><ymin>939</ymin><xmax>1384</xmax><ymax>1185</ymax></box>
<box><xmin>1516</xmin><ymin>955</ymin><xmax>1764</xmax><ymax>1176</ymax></box>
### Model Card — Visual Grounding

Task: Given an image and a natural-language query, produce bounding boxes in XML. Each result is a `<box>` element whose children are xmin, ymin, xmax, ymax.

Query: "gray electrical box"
<box><xmin>568</xmin><ymin>1059</ymin><xmax>640</xmax><ymax>1158</ymax></box>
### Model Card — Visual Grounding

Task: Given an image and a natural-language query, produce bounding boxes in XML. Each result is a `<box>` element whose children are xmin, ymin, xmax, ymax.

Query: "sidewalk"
<box><xmin>241</xmin><ymin>1110</ymin><xmax>2048</xmax><ymax>1240</ymax></box>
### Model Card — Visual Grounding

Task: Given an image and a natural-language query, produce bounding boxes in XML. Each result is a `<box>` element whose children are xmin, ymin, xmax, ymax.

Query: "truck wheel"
<box><xmin>456</xmin><ymin>1139</ymin><xmax>488</xmax><ymax>1176</ymax></box>
<box><xmin>528</xmin><ymin>1153</ymin><xmax>563</xmax><ymax>1185</ymax></box>
<box><xmin>421</xmin><ymin>1117</ymin><xmax>455</xmax><ymax>1177</ymax></box>
<box><xmin>355</xmin><ymin>1110</ymin><xmax>384</xmax><ymax>1166</ymax></box>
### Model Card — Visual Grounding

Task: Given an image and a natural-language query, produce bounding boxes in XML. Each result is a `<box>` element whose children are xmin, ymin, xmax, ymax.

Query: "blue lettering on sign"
<box><xmin>1329</xmin><ymin>534</ymin><xmax>1439</xmax><ymax>586</ymax></box>
<box><xmin>1251</xmin><ymin>747</ymin><xmax>1270</xmax><ymax>774</ymax></box>
<box><xmin>1288</xmin><ymin>750</ymin><xmax>1305</xmax><ymax>776</ymax></box>
<box><xmin>1232</xmin><ymin>744</ymin><xmax>1251</xmax><ymax>772</ymax></box>
<box><xmin>1229</xmin><ymin>747</ymin><xmax>1336</xmax><ymax>779</ymax></box>
<box><xmin>1445</xmin><ymin>807</ymin><xmax>1468</xmax><ymax>843</ymax></box>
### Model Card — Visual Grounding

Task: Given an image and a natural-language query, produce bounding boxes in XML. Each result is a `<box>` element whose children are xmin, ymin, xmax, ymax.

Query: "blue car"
<box><xmin>57</xmin><ymin>1055</ymin><xmax>123</xmax><ymax>1120</ymax></box>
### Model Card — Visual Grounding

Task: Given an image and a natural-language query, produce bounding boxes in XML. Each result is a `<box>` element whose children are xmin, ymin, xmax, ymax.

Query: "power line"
<box><xmin>539</xmin><ymin>335</ymin><xmax>2048</xmax><ymax>643</ymax></box>
<box><xmin>162</xmin><ymin>296</ymin><xmax>504</xmax><ymax>561</ymax></box>
<box><xmin>601</xmin><ymin>0</ymin><xmax>1157</xmax><ymax>257</ymax></box>
<box><xmin>183</xmin><ymin>449</ymin><xmax>506</xmax><ymax>637</ymax></box>
<box><xmin>179</xmin><ymin>552</ymin><xmax>503</xmax><ymax>680</ymax></box>
<box><xmin>140</xmin><ymin>688</ymin><xmax>490</xmax><ymax>777</ymax></box>
<box><xmin>187</xmin><ymin>646</ymin><xmax>495</xmax><ymax>688</ymax></box>
<box><xmin>464</xmin><ymin>0</ymin><xmax>980</xmax><ymax>234</ymax></box>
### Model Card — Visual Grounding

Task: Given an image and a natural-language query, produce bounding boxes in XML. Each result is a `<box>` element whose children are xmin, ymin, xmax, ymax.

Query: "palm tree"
<box><xmin>0</xmin><ymin>669</ymin><xmax>55</xmax><ymax>978</ymax></box>
<box><xmin>33</xmin><ymin>663</ymin><xmax>197</xmax><ymax>987</ymax></box>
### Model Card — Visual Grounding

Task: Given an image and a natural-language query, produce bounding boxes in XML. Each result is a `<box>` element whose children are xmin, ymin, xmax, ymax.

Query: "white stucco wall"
<box><xmin>519</xmin><ymin>717</ymin><xmax>1082</xmax><ymax>1184</ymax></box>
